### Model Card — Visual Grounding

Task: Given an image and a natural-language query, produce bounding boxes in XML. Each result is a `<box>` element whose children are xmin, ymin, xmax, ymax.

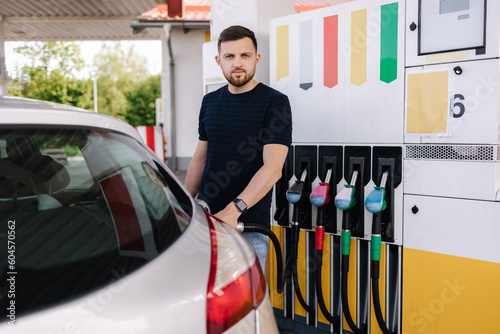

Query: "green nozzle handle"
<box><xmin>341</xmin><ymin>230</ymin><xmax>352</xmax><ymax>256</ymax></box>
<box><xmin>371</xmin><ymin>234</ymin><xmax>382</xmax><ymax>261</ymax></box>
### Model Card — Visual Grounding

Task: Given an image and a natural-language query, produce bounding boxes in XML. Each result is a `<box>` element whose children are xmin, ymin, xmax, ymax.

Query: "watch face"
<box><xmin>234</xmin><ymin>199</ymin><xmax>247</xmax><ymax>212</ymax></box>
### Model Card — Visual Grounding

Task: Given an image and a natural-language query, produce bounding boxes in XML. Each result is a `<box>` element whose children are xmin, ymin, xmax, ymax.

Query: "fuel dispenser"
<box><xmin>266</xmin><ymin>0</ymin><xmax>500</xmax><ymax>333</ymax></box>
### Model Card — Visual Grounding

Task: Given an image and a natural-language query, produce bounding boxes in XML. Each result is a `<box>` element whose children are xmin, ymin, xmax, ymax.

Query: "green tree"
<box><xmin>124</xmin><ymin>74</ymin><xmax>161</xmax><ymax>127</ymax></box>
<box><xmin>93</xmin><ymin>42</ymin><xmax>150</xmax><ymax>119</ymax></box>
<box><xmin>7</xmin><ymin>42</ymin><xmax>93</xmax><ymax>110</ymax></box>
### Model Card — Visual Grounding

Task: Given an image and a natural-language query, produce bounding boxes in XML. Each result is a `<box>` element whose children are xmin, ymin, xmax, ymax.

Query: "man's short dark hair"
<box><xmin>217</xmin><ymin>25</ymin><xmax>258</xmax><ymax>53</ymax></box>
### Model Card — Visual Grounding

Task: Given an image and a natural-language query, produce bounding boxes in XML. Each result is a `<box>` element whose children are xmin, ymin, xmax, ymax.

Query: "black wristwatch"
<box><xmin>232</xmin><ymin>198</ymin><xmax>247</xmax><ymax>214</ymax></box>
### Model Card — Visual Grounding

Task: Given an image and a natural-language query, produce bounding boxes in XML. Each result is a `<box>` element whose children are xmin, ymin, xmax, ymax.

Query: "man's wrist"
<box><xmin>232</xmin><ymin>198</ymin><xmax>248</xmax><ymax>214</ymax></box>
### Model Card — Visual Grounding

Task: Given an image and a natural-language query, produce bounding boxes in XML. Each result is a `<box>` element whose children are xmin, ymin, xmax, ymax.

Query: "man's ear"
<box><xmin>256</xmin><ymin>53</ymin><xmax>261</xmax><ymax>65</ymax></box>
<box><xmin>215</xmin><ymin>55</ymin><xmax>221</xmax><ymax>67</ymax></box>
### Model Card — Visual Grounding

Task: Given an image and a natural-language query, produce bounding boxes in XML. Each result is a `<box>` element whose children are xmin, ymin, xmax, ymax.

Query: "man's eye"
<box><xmin>225</xmin><ymin>55</ymin><xmax>233</xmax><ymax>59</ymax></box>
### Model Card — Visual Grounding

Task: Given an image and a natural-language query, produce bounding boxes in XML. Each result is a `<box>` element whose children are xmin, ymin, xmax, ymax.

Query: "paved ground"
<box><xmin>173</xmin><ymin>169</ymin><xmax>187</xmax><ymax>184</ymax></box>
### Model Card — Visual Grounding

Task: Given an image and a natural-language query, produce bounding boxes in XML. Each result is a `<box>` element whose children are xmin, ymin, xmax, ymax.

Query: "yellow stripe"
<box><xmin>270</xmin><ymin>225</ymin><xmax>284</xmax><ymax>310</ymax></box>
<box><xmin>276</xmin><ymin>25</ymin><xmax>289</xmax><ymax>81</ymax></box>
<box><xmin>204</xmin><ymin>31</ymin><xmax>211</xmax><ymax>42</ymax></box>
<box><xmin>343</xmin><ymin>239</ymin><xmax>358</xmax><ymax>329</ymax></box>
<box><xmin>295</xmin><ymin>230</ymin><xmax>307</xmax><ymax>317</ymax></box>
<box><xmin>402</xmin><ymin>248</ymin><xmax>500</xmax><ymax>333</ymax></box>
<box><xmin>426</xmin><ymin>50</ymin><xmax>468</xmax><ymax>64</ymax></box>
<box><xmin>370</xmin><ymin>245</ymin><xmax>387</xmax><ymax>334</ymax></box>
<box><xmin>317</xmin><ymin>234</ymin><xmax>331</xmax><ymax>325</ymax></box>
<box><xmin>351</xmin><ymin>9</ymin><xmax>367</xmax><ymax>86</ymax></box>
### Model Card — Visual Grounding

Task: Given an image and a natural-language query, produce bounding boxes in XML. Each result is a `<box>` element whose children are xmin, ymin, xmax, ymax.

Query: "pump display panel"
<box><xmin>419</xmin><ymin>0</ymin><xmax>486</xmax><ymax>55</ymax></box>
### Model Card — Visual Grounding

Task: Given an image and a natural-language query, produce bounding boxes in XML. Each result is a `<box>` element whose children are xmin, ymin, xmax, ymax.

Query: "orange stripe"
<box><xmin>324</xmin><ymin>15</ymin><xmax>338</xmax><ymax>88</ymax></box>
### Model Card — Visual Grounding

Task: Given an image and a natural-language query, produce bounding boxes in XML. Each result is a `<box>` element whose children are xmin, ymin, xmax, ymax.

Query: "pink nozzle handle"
<box><xmin>310</xmin><ymin>183</ymin><xmax>330</xmax><ymax>207</ymax></box>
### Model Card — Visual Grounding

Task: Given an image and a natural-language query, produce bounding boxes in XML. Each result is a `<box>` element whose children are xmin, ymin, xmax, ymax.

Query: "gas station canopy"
<box><xmin>0</xmin><ymin>0</ymin><xmax>353</xmax><ymax>41</ymax></box>
<box><xmin>0</xmin><ymin>0</ymin><xmax>161</xmax><ymax>41</ymax></box>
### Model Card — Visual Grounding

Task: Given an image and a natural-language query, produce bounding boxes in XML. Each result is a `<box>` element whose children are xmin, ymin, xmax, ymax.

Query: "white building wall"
<box><xmin>163</xmin><ymin>27</ymin><xmax>208</xmax><ymax>170</ymax></box>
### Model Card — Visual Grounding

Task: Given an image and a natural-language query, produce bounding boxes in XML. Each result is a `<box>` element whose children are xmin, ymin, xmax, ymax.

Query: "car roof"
<box><xmin>0</xmin><ymin>95</ymin><xmax>143</xmax><ymax>142</ymax></box>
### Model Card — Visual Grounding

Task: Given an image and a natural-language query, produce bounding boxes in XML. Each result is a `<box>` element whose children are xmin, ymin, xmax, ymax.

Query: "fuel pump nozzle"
<box><xmin>365</xmin><ymin>171</ymin><xmax>396</xmax><ymax>334</ymax></box>
<box><xmin>366</xmin><ymin>171</ymin><xmax>389</xmax><ymax>263</ymax></box>
<box><xmin>286</xmin><ymin>169</ymin><xmax>308</xmax><ymax>205</ymax></box>
<box><xmin>310</xmin><ymin>168</ymin><xmax>340</xmax><ymax>329</ymax></box>
<box><xmin>334</xmin><ymin>169</ymin><xmax>366</xmax><ymax>334</ymax></box>
<box><xmin>334</xmin><ymin>170</ymin><xmax>358</xmax><ymax>211</ymax></box>
<box><xmin>284</xmin><ymin>167</ymin><xmax>315</xmax><ymax>320</ymax></box>
<box><xmin>335</xmin><ymin>170</ymin><xmax>359</xmax><ymax>257</ymax></box>
<box><xmin>365</xmin><ymin>172</ymin><xmax>388</xmax><ymax>214</ymax></box>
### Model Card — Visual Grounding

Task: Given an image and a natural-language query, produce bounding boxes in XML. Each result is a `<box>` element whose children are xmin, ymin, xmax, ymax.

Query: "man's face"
<box><xmin>216</xmin><ymin>37</ymin><xmax>260</xmax><ymax>88</ymax></box>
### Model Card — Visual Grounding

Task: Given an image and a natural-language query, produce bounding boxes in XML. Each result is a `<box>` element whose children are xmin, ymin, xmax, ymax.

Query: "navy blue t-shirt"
<box><xmin>197</xmin><ymin>83</ymin><xmax>292</xmax><ymax>227</ymax></box>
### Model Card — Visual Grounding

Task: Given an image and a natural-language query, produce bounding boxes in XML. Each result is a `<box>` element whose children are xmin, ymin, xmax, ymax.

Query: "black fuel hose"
<box><xmin>315</xmin><ymin>248</ymin><xmax>340</xmax><ymax>330</ymax></box>
<box><xmin>237</xmin><ymin>223</ymin><xmax>283</xmax><ymax>294</ymax></box>
<box><xmin>313</xmin><ymin>206</ymin><xmax>340</xmax><ymax>329</ymax></box>
<box><xmin>289</xmin><ymin>223</ymin><xmax>316</xmax><ymax>318</ymax></box>
<box><xmin>370</xmin><ymin>213</ymin><xmax>396</xmax><ymax>334</ymax></box>
<box><xmin>341</xmin><ymin>255</ymin><xmax>366</xmax><ymax>334</ymax></box>
<box><xmin>371</xmin><ymin>261</ymin><xmax>395</xmax><ymax>334</ymax></box>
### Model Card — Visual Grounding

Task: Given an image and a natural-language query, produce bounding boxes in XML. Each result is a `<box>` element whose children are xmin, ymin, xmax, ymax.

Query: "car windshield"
<box><xmin>0</xmin><ymin>127</ymin><xmax>192</xmax><ymax>317</ymax></box>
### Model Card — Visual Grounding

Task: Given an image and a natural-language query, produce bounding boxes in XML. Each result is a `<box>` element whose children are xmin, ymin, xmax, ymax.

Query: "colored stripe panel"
<box><xmin>351</xmin><ymin>9</ymin><xmax>367</xmax><ymax>86</ymax></box>
<box><xmin>324</xmin><ymin>15</ymin><xmax>339</xmax><ymax>88</ymax></box>
<box><xmin>299</xmin><ymin>20</ymin><xmax>314</xmax><ymax>90</ymax></box>
<box><xmin>380</xmin><ymin>3</ymin><xmax>398</xmax><ymax>83</ymax></box>
<box><xmin>276</xmin><ymin>25</ymin><xmax>289</xmax><ymax>82</ymax></box>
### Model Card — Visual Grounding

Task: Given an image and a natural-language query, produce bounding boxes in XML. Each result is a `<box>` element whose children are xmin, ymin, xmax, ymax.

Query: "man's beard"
<box><xmin>224</xmin><ymin>68</ymin><xmax>255</xmax><ymax>87</ymax></box>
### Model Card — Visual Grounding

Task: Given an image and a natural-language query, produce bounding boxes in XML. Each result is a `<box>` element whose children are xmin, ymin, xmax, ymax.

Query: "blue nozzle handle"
<box><xmin>365</xmin><ymin>187</ymin><xmax>387</xmax><ymax>213</ymax></box>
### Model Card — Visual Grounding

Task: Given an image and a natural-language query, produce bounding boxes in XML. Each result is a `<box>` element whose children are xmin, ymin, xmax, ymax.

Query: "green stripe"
<box><xmin>380</xmin><ymin>2</ymin><xmax>398</xmax><ymax>83</ymax></box>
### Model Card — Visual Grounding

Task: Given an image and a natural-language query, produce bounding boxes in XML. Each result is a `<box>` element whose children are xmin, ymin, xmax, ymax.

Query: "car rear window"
<box><xmin>0</xmin><ymin>127</ymin><xmax>192</xmax><ymax>318</ymax></box>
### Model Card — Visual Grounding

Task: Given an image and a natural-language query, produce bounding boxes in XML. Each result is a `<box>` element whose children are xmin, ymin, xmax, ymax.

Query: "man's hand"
<box><xmin>214</xmin><ymin>202</ymin><xmax>241</xmax><ymax>229</ymax></box>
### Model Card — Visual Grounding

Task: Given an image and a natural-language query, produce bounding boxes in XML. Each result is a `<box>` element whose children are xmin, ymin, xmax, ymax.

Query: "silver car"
<box><xmin>0</xmin><ymin>96</ymin><xmax>278</xmax><ymax>333</ymax></box>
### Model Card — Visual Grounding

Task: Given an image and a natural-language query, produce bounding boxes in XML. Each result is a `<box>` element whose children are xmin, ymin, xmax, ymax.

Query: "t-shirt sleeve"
<box><xmin>263</xmin><ymin>94</ymin><xmax>293</xmax><ymax>147</ymax></box>
<box><xmin>198</xmin><ymin>97</ymin><xmax>208</xmax><ymax>141</ymax></box>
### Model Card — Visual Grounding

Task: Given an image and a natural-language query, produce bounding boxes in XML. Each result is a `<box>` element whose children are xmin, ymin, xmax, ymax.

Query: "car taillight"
<box><xmin>205</xmin><ymin>213</ymin><xmax>266</xmax><ymax>334</ymax></box>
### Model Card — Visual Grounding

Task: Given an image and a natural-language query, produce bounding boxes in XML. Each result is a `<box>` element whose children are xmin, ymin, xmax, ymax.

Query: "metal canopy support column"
<box><xmin>0</xmin><ymin>16</ymin><xmax>7</xmax><ymax>96</ymax></box>
<box><xmin>162</xmin><ymin>23</ymin><xmax>177</xmax><ymax>170</ymax></box>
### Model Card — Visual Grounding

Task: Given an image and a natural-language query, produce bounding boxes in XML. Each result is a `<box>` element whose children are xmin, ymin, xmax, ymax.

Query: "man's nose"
<box><xmin>233</xmin><ymin>56</ymin><xmax>242</xmax><ymax>67</ymax></box>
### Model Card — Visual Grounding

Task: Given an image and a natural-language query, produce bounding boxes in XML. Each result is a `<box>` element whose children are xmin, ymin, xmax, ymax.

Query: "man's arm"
<box><xmin>214</xmin><ymin>143</ymin><xmax>289</xmax><ymax>228</ymax></box>
<box><xmin>184</xmin><ymin>140</ymin><xmax>208</xmax><ymax>197</ymax></box>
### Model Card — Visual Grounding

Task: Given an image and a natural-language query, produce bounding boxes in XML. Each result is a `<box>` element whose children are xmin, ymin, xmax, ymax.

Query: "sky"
<box><xmin>5</xmin><ymin>40</ymin><xmax>163</xmax><ymax>79</ymax></box>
